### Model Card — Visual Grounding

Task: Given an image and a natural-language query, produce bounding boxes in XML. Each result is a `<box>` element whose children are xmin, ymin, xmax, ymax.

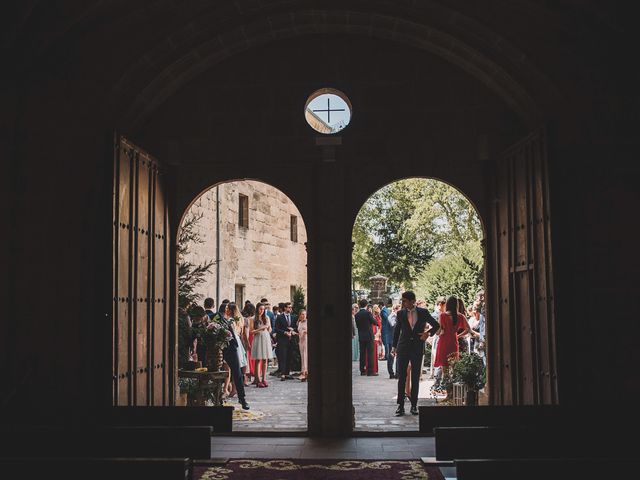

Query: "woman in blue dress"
<box><xmin>351</xmin><ymin>303</ymin><xmax>359</xmax><ymax>362</ymax></box>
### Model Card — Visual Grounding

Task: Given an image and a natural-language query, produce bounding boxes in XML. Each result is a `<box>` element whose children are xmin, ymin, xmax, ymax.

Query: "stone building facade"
<box><xmin>184</xmin><ymin>180</ymin><xmax>307</xmax><ymax>308</ymax></box>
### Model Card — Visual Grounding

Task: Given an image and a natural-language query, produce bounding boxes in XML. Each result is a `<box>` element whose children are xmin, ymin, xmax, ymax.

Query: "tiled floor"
<box><xmin>211</xmin><ymin>435</ymin><xmax>435</xmax><ymax>459</ymax></box>
<box><xmin>231</xmin><ymin>361</ymin><xmax>440</xmax><ymax>432</ymax></box>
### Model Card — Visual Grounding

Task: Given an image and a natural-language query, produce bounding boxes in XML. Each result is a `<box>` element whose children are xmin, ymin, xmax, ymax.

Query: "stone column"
<box><xmin>368</xmin><ymin>275</ymin><xmax>388</xmax><ymax>305</ymax></box>
<box><xmin>307</xmin><ymin>142</ymin><xmax>353</xmax><ymax>436</ymax></box>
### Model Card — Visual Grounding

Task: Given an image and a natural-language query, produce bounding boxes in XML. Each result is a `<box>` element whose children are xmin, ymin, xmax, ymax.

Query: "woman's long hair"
<box><xmin>254</xmin><ymin>302</ymin><xmax>268</xmax><ymax>329</ymax></box>
<box><xmin>457</xmin><ymin>298</ymin><xmax>467</xmax><ymax>317</ymax></box>
<box><xmin>445</xmin><ymin>296</ymin><xmax>459</xmax><ymax>326</ymax></box>
<box><xmin>227</xmin><ymin>302</ymin><xmax>239</xmax><ymax>319</ymax></box>
<box><xmin>241</xmin><ymin>302</ymin><xmax>255</xmax><ymax>318</ymax></box>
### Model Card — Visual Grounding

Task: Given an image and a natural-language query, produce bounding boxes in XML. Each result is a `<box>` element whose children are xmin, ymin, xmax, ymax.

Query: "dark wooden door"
<box><xmin>113</xmin><ymin>135</ymin><xmax>170</xmax><ymax>405</ymax></box>
<box><xmin>488</xmin><ymin>129</ymin><xmax>558</xmax><ymax>405</ymax></box>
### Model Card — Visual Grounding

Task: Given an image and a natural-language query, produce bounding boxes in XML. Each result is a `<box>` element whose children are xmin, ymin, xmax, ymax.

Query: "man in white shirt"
<box><xmin>430</xmin><ymin>296</ymin><xmax>446</xmax><ymax>385</ymax></box>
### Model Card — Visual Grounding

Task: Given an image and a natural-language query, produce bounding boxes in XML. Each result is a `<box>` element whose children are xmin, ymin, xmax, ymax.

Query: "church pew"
<box><xmin>434</xmin><ymin>426</ymin><xmax>636</xmax><ymax>461</ymax></box>
<box><xmin>454</xmin><ymin>458</ymin><xmax>640</xmax><ymax>480</ymax></box>
<box><xmin>104</xmin><ymin>406</ymin><xmax>233</xmax><ymax>433</ymax></box>
<box><xmin>1</xmin><ymin>426</ymin><xmax>213</xmax><ymax>459</ymax></box>
<box><xmin>0</xmin><ymin>457</ymin><xmax>192</xmax><ymax>480</ymax></box>
<box><xmin>420</xmin><ymin>405</ymin><xmax>640</xmax><ymax>435</ymax></box>
<box><xmin>0</xmin><ymin>405</ymin><xmax>233</xmax><ymax>433</ymax></box>
<box><xmin>419</xmin><ymin>405</ymin><xmax>564</xmax><ymax>434</ymax></box>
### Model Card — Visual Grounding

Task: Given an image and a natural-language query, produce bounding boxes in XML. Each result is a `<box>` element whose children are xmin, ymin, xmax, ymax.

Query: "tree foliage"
<box><xmin>178</xmin><ymin>212</ymin><xmax>215</xmax><ymax>311</ymax></box>
<box><xmin>292</xmin><ymin>285</ymin><xmax>306</xmax><ymax>314</ymax></box>
<box><xmin>352</xmin><ymin>178</ymin><xmax>483</xmax><ymax>297</ymax></box>
<box><xmin>415</xmin><ymin>240</ymin><xmax>484</xmax><ymax>308</ymax></box>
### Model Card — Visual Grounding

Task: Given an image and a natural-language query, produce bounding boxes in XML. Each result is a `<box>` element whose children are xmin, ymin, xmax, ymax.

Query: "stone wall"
<box><xmin>184</xmin><ymin>180</ymin><xmax>307</xmax><ymax>308</ymax></box>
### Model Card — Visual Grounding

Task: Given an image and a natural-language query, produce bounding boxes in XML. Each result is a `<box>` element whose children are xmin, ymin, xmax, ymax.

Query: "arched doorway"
<box><xmin>111</xmin><ymin>33</ymin><xmax>559</xmax><ymax>435</ymax></box>
<box><xmin>351</xmin><ymin>177</ymin><xmax>486</xmax><ymax>431</ymax></box>
<box><xmin>177</xmin><ymin>179</ymin><xmax>309</xmax><ymax>432</ymax></box>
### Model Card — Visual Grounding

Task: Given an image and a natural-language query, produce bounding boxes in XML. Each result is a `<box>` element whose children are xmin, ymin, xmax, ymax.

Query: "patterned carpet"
<box><xmin>194</xmin><ymin>459</ymin><xmax>444</xmax><ymax>479</ymax></box>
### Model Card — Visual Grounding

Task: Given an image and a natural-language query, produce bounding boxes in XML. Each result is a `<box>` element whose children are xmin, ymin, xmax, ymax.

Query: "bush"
<box><xmin>450</xmin><ymin>352</ymin><xmax>486</xmax><ymax>391</ymax></box>
<box><xmin>292</xmin><ymin>285</ymin><xmax>306</xmax><ymax>314</ymax></box>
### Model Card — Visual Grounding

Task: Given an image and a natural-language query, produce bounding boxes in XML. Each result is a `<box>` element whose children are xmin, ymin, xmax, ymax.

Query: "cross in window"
<box><xmin>312</xmin><ymin>97</ymin><xmax>345</xmax><ymax>124</ymax></box>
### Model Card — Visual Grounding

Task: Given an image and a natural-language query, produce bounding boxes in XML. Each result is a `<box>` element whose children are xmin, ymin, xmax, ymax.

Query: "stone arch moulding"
<box><xmin>111</xmin><ymin>9</ymin><xmax>551</xmax><ymax>133</ymax></box>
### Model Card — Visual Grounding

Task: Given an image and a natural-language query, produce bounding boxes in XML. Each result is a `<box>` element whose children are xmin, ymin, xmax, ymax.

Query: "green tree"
<box><xmin>352</xmin><ymin>178</ymin><xmax>483</xmax><ymax>290</ymax></box>
<box><xmin>177</xmin><ymin>212</ymin><xmax>215</xmax><ymax>311</ymax></box>
<box><xmin>292</xmin><ymin>285</ymin><xmax>306</xmax><ymax>314</ymax></box>
<box><xmin>404</xmin><ymin>179</ymin><xmax>481</xmax><ymax>257</ymax></box>
<box><xmin>352</xmin><ymin>180</ymin><xmax>436</xmax><ymax>287</ymax></box>
<box><xmin>415</xmin><ymin>240</ymin><xmax>484</xmax><ymax>308</ymax></box>
<box><xmin>352</xmin><ymin>209</ymin><xmax>377</xmax><ymax>287</ymax></box>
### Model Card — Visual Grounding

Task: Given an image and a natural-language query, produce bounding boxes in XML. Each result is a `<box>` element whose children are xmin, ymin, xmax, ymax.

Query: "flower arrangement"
<box><xmin>203</xmin><ymin>320</ymin><xmax>233</xmax><ymax>351</ymax></box>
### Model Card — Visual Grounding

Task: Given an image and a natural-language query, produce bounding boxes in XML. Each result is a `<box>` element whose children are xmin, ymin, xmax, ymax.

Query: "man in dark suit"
<box><xmin>391</xmin><ymin>291</ymin><xmax>440</xmax><ymax>416</ymax></box>
<box><xmin>354</xmin><ymin>298</ymin><xmax>378</xmax><ymax>376</ymax></box>
<box><xmin>275</xmin><ymin>301</ymin><xmax>297</xmax><ymax>380</ymax></box>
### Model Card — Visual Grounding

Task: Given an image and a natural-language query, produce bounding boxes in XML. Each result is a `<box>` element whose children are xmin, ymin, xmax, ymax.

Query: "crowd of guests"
<box><xmin>351</xmin><ymin>289</ymin><xmax>486</xmax><ymax>401</ymax></box>
<box><xmin>181</xmin><ymin>297</ymin><xmax>309</xmax><ymax>410</ymax></box>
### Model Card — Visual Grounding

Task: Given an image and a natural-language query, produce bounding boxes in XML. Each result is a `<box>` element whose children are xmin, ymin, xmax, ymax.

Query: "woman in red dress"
<box><xmin>364</xmin><ymin>304</ymin><xmax>379</xmax><ymax>374</ymax></box>
<box><xmin>373</xmin><ymin>304</ymin><xmax>384</xmax><ymax>361</ymax></box>
<box><xmin>434</xmin><ymin>296</ymin><xmax>470</xmax><ymax>391</ymax></box>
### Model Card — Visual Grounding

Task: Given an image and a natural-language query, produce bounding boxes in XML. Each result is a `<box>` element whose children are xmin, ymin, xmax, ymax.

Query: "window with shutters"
<box><xmin>235</xmin><ymin>284</ymin><xmax>245</xmax><ymax>307</ymax></box>
<box><xmin>238</xmin><ymin>194</ymin><xmax>249</xmax><ymax>228</ymax></box>
<box><xmin>290</xmin><ymin>214</ymin><xmax>298</xmax><ymax>242</ymax></box>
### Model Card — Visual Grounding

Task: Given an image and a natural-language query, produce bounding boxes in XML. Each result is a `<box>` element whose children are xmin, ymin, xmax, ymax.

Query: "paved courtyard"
<box><xmin>228</xmin><ymin>361</ymin><xmax>440</xmax><ymax>432</ymax></box>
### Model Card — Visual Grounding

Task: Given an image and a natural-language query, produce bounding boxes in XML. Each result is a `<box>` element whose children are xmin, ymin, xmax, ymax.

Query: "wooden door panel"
<box><xmin>496</xmin><ymin>160</ymin><xmax>513</xmax><ymax>405</ymax></box>
<box><xmin>489</xmin><ymin>128</ymin><xmax>557</xmax><ymax>405</ymax></box>
<box><xmin>113</xmin><ymin>134</ymin><xmax>171</xmax><ymax>406</ymax></box>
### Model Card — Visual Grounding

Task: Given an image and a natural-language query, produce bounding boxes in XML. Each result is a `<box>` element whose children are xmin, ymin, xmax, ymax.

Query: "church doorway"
<box><xmin>177</xmin><ymin>179</ymin><xmax>309</xmax><ymax>432</ymax></box>
<box><xmin>351</xmin><ymin>178</ymin><xmax>487</xmax><ymax>432</ymax></box>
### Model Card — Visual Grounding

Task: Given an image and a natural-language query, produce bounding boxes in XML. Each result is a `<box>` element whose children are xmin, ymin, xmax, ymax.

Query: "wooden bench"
<box><xmin>454</xmin><ymin>458</ymin><xmax>640</xmax><ymax>480</ymax></box>
<box><xmin>0</xmin><ymin>457</ymin><xmax>192</xmax><ymax>480</ymax></box>
<box><xmin>1</xmin><ymin>426</ymin><xmax>213</xmax><ymax>459</ymax></box>
<box><xmin>434</xmin><ymin>426</ymin><xmax>636</xmax><ymax>461</ymax></box>
<box><xmin>104</xmin><ymin>406</ymin><xmax>233</xmax><ymax>433</ymax></box>
<box><xmin>419</xmin><ymin>405</ymin><xmax>564</xmax><ymax>434</ymax></box>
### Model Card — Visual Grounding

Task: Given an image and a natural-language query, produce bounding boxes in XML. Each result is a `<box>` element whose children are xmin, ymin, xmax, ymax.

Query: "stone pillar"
<box><xmin>307</xmin><ymin>144</ymin><xmax>352</xmax><ymax>436</ymax></box>
<box><xmin>368</xmin><ymin>275</ymin><xmax>388</xmax><ymax>305</ymax></box>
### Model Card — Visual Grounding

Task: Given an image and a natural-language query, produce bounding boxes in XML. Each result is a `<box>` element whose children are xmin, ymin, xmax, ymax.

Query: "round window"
<box><xmin>304</xmin><ymin>88</ymin><xmax>352</xmax><ymax>134</ymax></box>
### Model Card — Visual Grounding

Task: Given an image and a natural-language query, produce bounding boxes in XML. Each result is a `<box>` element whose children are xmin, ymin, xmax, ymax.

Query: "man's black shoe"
<box><xmin>360</xmin><ymin>371</ymin><xmax>367</xmax><ymax>376</ymax></box>
<box><xmin>367</xmin><ymin>372</ymin><xmax>378</xmax><ymax>376</ymax></box>
<box><xmin>410</xmin><ymin>405</ymin><xmax>419</xmax><ymax>415</ymax></box>
<box><xmin>389</xmin><ymin>374</ymin><xmax>396</xmax><ymax>379</ymax></box>
<box><xmin>395</xmin><ymin>405</ymin><xmax>405</xmax><ymax>416</ymax></box>
<box><xmin>240</xmin><ymin>400</ymin><xmax>250</xmax><ymax>410</ymax></box>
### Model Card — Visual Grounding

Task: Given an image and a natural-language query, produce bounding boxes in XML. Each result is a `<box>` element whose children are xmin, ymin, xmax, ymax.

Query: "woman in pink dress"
<box><xmin>434</xmin><ymin>296</ymin><xmax>470</xmax><ymax>389</ymax></box>
<box><xmin>297</xmin><ymin>309</ymin><xmax>308</xmax><ymax>382</ymax></box>
<box><xmin>242</xmin><ymin>303</ymin><xmax>256</xmax><ymax>384</ymax></box>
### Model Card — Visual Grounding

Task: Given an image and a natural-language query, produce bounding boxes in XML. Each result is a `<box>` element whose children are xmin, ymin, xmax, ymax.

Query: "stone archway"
<box><xmin>177</xmin><ymin>179</ymin><xmax>309</xmax><ymax>432</ymax></box>
<box><xmin>350</xmin><ymin>177</ymin><xmax>487</xmax><ymax>431</ymax></box>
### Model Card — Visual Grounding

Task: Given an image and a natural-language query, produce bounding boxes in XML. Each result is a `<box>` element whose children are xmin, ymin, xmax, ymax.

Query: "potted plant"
<box><xmin>177</xmin><ymin>377</ymin><xmax>197</xmax><ymax>406</ymax></box>
<box><xmin>191</xmin><ymin>315</ymin><xmax>232</xmax><ymax>371</ymax></box>
<box><xmin>449</xmin><ymin>352</ymin><xmax>486</xmax><ymax>405</ymax></box>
